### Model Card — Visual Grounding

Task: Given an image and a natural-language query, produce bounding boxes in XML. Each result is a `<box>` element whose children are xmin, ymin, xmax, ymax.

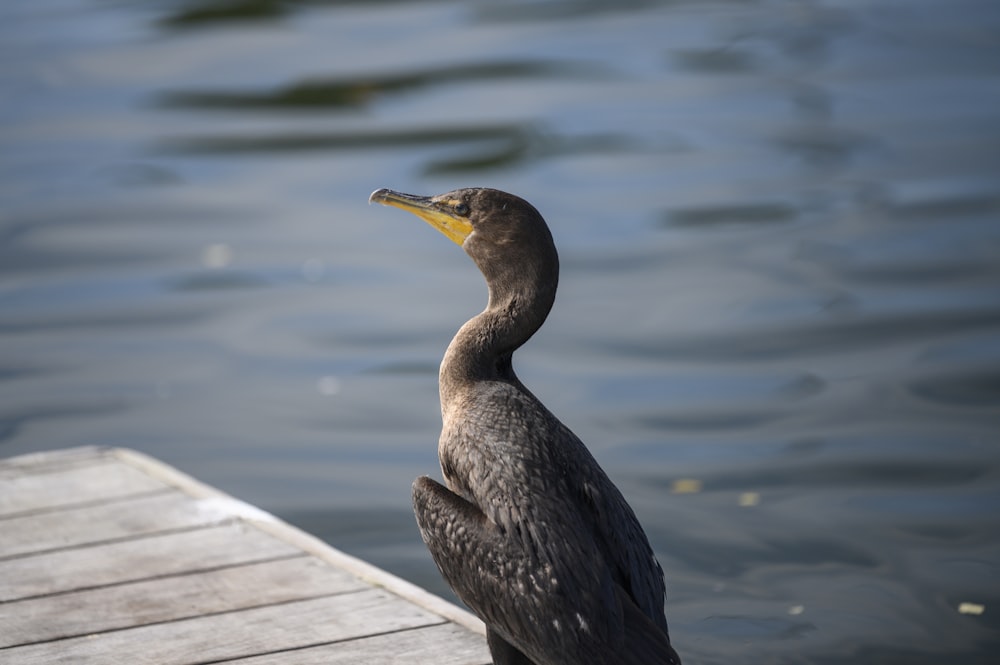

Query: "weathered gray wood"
<box><xmin>0</xmin><ymin>447</ymin><xmax>488</xmax><ymax>664</ymax></box>
<box><xmin>0</xmin><ymin>589</ymin><xmax>446</xmax><ymax>665</ymax></box>
<box><xmin>0</xmin><ymin>446</ymin><xmax>106</xmax><ymax>475</ymax></box>
<box><xmin>0</xmin><ymin>459</ymin><xmax>167</xmax><ymax>516</ymax></box>
<box><xmin>0</xmin><ymin>556</ymin><xmax>369</xmax><ymax>647</ymax></box>
<box><xmin>0</xmin><ymin>522</ymin><xmax>303</xmax><ymax>601</ymax></box>
<box><xmin>229</xmin><ymin>622</ymin><xmax>492</xmax><ymax>665</ymax></box>
<box><xmin>0</xmin><ymin>491</ymin><xmax>228</xmax><ymax>558</ymax></box>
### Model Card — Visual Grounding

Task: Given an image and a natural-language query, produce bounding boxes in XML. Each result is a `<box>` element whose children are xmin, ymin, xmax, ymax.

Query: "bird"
<box><xmin>369</xmin><ymin>187</ymin><xmax>681</xmax><ymax>665</ymax></box>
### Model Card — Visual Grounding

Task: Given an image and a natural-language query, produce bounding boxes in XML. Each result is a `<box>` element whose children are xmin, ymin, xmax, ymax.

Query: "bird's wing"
<box><xmin>413</xmin><ymin>475</ymin><xmax>679</xmax><ymax>665</ymax></box>
<box><xmin>580</xmin><ymin>473</ymin><xmax>670</xmax><ymax>633</ymax></box>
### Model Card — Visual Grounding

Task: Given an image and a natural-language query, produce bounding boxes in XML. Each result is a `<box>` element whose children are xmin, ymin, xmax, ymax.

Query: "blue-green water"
<box><xmin>2</xmin><ymin>1</ymin><xmax>999</xmax><ymax>662</ymax></box>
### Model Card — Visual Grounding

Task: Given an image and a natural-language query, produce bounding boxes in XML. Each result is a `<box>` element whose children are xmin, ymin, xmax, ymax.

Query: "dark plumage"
<box><xmin>369</xmin><ymin>187</ymin><xmax>680</xmax><ymax>665</ymax></box>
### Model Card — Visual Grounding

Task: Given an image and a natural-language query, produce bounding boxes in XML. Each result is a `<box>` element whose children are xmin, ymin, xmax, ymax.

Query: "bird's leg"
<box><xmin>487</xmin><ymin>627</ymin><xmax>537</xmax><ymax>665</ymax></box>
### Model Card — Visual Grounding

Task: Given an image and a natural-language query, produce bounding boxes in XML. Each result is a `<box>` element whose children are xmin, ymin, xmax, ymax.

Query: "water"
<box><xmin>2</xmin><ymin>0</ymin><xmax>999</xmax><ymax>662</ymax></box>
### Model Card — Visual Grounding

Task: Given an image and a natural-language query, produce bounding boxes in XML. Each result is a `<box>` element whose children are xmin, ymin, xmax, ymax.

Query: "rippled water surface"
<box><xmin>2</xmin><ymin>1</ymin><xmax>999</xmax><ymax>662</ymax></box>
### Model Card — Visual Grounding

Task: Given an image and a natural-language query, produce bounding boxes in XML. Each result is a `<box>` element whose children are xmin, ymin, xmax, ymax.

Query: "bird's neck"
<box><xmin>439</xmin><ymin>286</ymin><xmax>552</xmax><ymax>412</ymax></box>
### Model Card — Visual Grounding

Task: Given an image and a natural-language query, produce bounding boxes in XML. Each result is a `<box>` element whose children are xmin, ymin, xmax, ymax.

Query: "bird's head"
<box><xmin>369</xmin><ymin>187</ymin><xmax>559</xmax><ymax>307</ymax></box>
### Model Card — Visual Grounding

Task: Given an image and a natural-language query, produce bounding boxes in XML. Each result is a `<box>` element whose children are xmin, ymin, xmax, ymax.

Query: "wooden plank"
<box><xmin>0</xmin><ymin>446</ymin><xmax>106</xmax><ymax>475</ymax></box>
<box><xmin>229</xmin><ymin>623</ymin><xmax>492</xmax><ymax>665</ymax></box>
<box><xmin>0</xmin><ymin>556</ymin><xmax>369</xmax><ymax>647</ymax></box>
<box><xmin>0</xmin><ymin>522</ymin><xmax>305</xmax><ymax>601</ymax></box>
<box><xmin>0</xmin><ymin>459</ymin><xmax>168</xmax><ymax>517</ymax></box>
<box><xmin>0</xmin><ymin>491</ymin><xmax>226</xmax><ymax>559</ymax></box>
<box><xmin>0</xmin><ymin>589</ymin><xmax>446</xmax><ymax>665</ymax></box>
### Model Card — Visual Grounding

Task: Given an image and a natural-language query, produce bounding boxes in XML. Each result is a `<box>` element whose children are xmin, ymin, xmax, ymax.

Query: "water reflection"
<box><xmin>474</xmin><ymin>0</ymin><xmax>675</xmax><ymax>23</ymax></box>
<box><xmin>666</xmin><ymin>202</ymin><xmax>797</xmax><ymax>228</ymax></box>
<box><xmin>0</xmin><ymin>402</ymin><xmax>128</xmax><ymax>445</ymax></box>
<box><xmin>171</xmin><ymin>271</ymin><xmax>268</xmax><ymax>292</ymax></box>
<box><xmin>672</xmin><ymin>48</ymin><xmax>756</xmax><ymax>75</ymax></box>
<box><xmin>157</xmin><ymin>122</ymin><xmax>636</xmax><ymax>174</ymax></box>
<box><xmin>159</xmin><ymin>0</ymin><xmax>414</xmax><ymax>28</ymax></box>
<box><xmin>684</xmin><ymin>459</ymin><xmax>988</xmax><ymax>493</ymax></box>
<box><xmin>601</xmin><ymin>307</ymin><xmax>1000</xmax><ymax>362</ymax></box>
<box><xmin>909</xmin><ymin>369</ymin><xmax>1000</xmax><ymax>408</ymax></box>
<box><xmin>773</xmin><ymin>126</ymin><xmax>874</xmax><ymax>168</ymax></box>
<box><xmin>158</xmin><ymin>122</ymin><xmax>524</xmax><ymax>153</ymax></box>
<box><xmin>157</xmin><ymin>60</ymin><xmax>602</xmax><ymax>111</ymax></box>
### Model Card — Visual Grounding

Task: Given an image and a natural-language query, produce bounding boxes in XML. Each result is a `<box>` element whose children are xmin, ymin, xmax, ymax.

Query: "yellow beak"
<box><xmin>369</xmin><ymin>188</ymin><xmax>473</xmax><ymax>246</ymax></box>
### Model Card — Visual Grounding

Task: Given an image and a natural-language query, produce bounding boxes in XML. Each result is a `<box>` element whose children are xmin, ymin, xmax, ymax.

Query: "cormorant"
<box><xmin>369</xmin><ymin>187</ymin><xmax>681</xmax><ymax>665</ymax></box>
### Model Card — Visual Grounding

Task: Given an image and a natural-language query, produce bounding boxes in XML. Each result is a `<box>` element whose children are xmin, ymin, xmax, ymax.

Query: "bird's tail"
<box><xmin>616</xmin><ymin>585</ymin><xmax>681</xmax><ymax>665</ymax></box>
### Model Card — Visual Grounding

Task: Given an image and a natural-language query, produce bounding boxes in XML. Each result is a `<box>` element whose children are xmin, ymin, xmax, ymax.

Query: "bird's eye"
<box><xmin>454</xmin><ymin>203</ymin><xmax>470</xmax><ymax>216</ymax></box>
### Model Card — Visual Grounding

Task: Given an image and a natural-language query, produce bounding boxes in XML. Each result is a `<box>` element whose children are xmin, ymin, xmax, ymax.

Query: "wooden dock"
<box><xmin>0</xmin><ymin>446</ymin><xmax>490</xmax><ymax>664</ymax></box>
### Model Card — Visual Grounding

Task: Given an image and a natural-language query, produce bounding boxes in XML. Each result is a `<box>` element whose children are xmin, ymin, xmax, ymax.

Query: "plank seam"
<box><xmin>0</xmin><ymin>487</ymin><xmax>176</xmax><ymax>521</ymax></box>
<box><xmin>0</xmin><ymin>520</ymin><xmax>241</xmax><ymax>563</ymax></box>
<box><xmin>0</xmin><ymin>587</ymin><xmax>392</xmax><ymax>651</ymax></box>
<box><xmin>0</xmin><ymin>552</ymin><xmax>311</xmax><ymax>604</ymax></box>
<box><xmin>191</xmin><ymin>620</ymin><xmax>453</xmax><ymax>665</ymax></box>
